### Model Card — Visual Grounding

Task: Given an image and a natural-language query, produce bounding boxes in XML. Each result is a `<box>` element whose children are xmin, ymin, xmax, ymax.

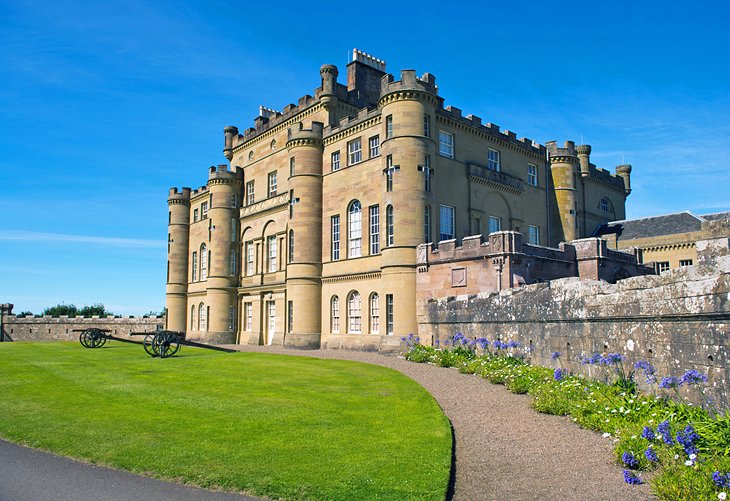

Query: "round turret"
<box><xmin>285</xmin><ymin>121</ymin><xmax>324</xmax><ymax>348</ymax></box>
<box><xmin>166</xmin><ymin>187</ymin><xmax>191</xmax><ymax>331</ymax></box>
<box><xmin>576</xmin><ymin>144</ymin><xmax>592</xmax><ymax>178</ymax></box>
<box><xmin>223</xmin><ymin>126</ymin><xmax>238</xmax><ymax>161</ymax></box>
<box><xmin>616</xmin><ymin>164</ymin><xmax>632</xmax><ymax>195</ymax></box>
<box><xmin>547</xmin><ymin>141</ymin><xmax>580</xmax><ymax>242</ymax></box>
<box><xmin>319</xmin><ymin>64</ymin><xmax>339</xmax><ymax>111</ymax></box>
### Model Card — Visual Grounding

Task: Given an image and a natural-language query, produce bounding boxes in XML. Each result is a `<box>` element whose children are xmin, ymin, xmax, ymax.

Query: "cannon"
<box><xmin>76</xmin><ymin>328</ymin><xmax>236</xmax><ymax>358</ymax></box>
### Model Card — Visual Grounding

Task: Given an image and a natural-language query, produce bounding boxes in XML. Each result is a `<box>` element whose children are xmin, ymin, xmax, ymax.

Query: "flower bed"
<box><xmin>401</xmin><ymin>333</ymin><xmax>730</xmax><ymax>500</ymax></box>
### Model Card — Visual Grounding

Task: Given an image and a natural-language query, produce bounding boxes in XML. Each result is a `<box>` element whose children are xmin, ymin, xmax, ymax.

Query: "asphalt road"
<box><xmin>0</xmin><ymin>439</ymin><xmax>258</xmax><ymax>501</ymax></box>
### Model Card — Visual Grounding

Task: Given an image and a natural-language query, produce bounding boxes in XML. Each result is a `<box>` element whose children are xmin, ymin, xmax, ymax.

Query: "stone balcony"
<box><xmin>467</xmin><ymin>163</ymin><xmax>524</xmax><ymax>194</ymax></box>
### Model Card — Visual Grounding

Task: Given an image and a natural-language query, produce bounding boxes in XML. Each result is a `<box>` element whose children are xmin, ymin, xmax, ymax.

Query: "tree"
<box><xmin>42</xmin><ymin>303</ymin><xmax>114</xmax><ymax>317</ymax></box>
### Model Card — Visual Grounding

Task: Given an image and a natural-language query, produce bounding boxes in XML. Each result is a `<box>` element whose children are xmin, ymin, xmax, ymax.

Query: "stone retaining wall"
<box><xmin>418</xmin><ymin>238</ymin><xmax>730</xmax><ymax>406</ymax></box>
<box><xmin>1</xmin><ymin>315</ymin><xmax>165</xmax><ymax>342</ymax></box>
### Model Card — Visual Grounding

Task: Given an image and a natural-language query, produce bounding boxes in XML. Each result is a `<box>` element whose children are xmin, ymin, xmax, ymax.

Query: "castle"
<box><xmin>165</xmin><ymin>49</ymin><xmax>635</xmax><ymax>348</ymax></box>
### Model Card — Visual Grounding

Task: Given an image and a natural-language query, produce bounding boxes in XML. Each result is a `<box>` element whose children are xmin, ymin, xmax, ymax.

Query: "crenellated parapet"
<box><xmin>286</xmin><ymin>121</ymin><xmax>324</xmax><ymax>150</ymax></box>
<box><xmin>436</xmin><ymin>107</ymin><xmax>546</xmax><ymax>157</ymax></box>
<box><xmin>167</xmin><ymin>187</ymin><xmax>191</xmax><ymax>206</ymax></box>
<box><xmin>207</xmin><ymin>164</ymin><xmax>243</xmax><ymax>186</ymax></box>
<box><xmin>379</xmin><ymin>70</ymin><xmax>439</xmax><ymax>107</ymax></box>
<box><xmin>546</xmin><ymin>140</ymin><xmax>579</xmax><ymax>164</ymax></box>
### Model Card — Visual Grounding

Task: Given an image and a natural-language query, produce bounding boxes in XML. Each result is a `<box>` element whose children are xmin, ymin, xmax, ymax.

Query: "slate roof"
<box><xmin>701</xmin><ymin>211</ymin><xmax>730</xmax><ymax>222</ymax></box>
<box><xmin>594</xmin><ymin>211</ymin><xmax>708</xmax><ymax>241</ymax></box>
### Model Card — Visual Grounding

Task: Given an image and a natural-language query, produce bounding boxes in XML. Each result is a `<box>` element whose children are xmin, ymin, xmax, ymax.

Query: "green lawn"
<box><xmin>0</xmin><ymin>342</ymin><xmax>451</xmax><ymax>500</ymax></box>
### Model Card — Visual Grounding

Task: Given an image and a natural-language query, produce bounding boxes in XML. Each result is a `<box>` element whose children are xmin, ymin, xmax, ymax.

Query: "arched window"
<box><xmin>600</xmin><ymin>197</ymin><xmax>613</xmax><ymax>213</ymax></box>
<box><xmin>199</xmin><ymin>303</ymin><xmax>206</xmax><ymax>331</ymax></box>
<box><xmin>289</xmin><ymin>229</ymin><xmax>294</xmax><ymax>262</ymax></box>
<box><xmin>200</xmin><ymin>243</ymin><xmax>207</xmax><ymax>280</ymax></box>
<box><xmin>386</xmin><ymin>205</ymin><xmax>394</xmax><ymax>246</ymax></box>
<box><xmin>424</xmin><ymin>205</ymin><xmax>432</xmax><ymax>243</ymax></box>
<box><xmin>348</xmin><ymin>291</ymin><xmax>361</xmax><ymax>333</ymax></box>
<box><xmin>190</xmin><ymin>305</ymin><xmax>196</xmax><ymax>330</ymax></box>
<box><xmin>270</xmin><ymin>139</ymin><xmax>277</xmax><ymax>150</ymax></box>
<box><xmin>248</xmin><ymin>151</ymin><xmax>254</xmax><ymax>160</ymax></box>
<box><xmin>331</xmin><ymin>296</ymin><xmax>340</xmax><ymax>334</ymax></box>
<box><xmin>370</xmin><ymin>293</ymin><xmax>380</xmax><ymax>334</ymax></box>
<box><xmin>348</xmin><ymin>200</ymin><xmax>362</xmax><ymax>257</ymax></box>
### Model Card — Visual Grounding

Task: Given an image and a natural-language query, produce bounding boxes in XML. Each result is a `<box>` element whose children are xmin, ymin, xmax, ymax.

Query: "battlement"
<box><xmin>352</xmin><ymin>48</ymin><xmax>386</xmax><ymax>72</ymax></box>
<box><xmin>323</xmin><ymin>106</ymin><xmax>380</xmax><ymax>136</ymax></box>
<box><xmin>168</xmin><ymin>187</ymin><xmax>191</xmax><ymax>204</ymax></box>
<box><xmin>208</xmin><ymin>164</ymin><xmax>243</xmax><ymax>183</ymax></box>
<box><xmin>191</xmin><ymin>185</ymin><xmax>209</xmax><ymax>197</ymax></box>
<box><xmin>287</xmin><ymin>121</ymin><xmax>324</xmax><ymax>142</ymax></box>
<box><xmin>546</xmin><ymin>140</ymin><xmax>577</xmax><ymax>158</ymax></box>
<box><xmin>437</xmin><ymin>107</ymin><xmax>546</xmax><ymax>154</ymax></box>
<box><xmin>380</xmin><ymin>69</ymin><xmax>438</xmax><ymax>97</ymax></box>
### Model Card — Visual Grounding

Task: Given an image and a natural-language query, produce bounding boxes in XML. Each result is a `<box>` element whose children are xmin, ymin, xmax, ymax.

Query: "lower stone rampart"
<box><xmin>2</xmin><ymin>315</ymin><xmax>164</xmax><ymax>342</ymax></box>
<box><xmin>418</xmin><ymin>242</ymin><xmax>730</xmax><ymax>406</ymax></box>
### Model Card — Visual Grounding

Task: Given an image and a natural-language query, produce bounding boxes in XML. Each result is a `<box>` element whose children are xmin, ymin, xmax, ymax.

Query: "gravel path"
<box><xmin>225</xmin><ymin>345</ymin><xmax>654</xmax><ymax>501</ymax></box>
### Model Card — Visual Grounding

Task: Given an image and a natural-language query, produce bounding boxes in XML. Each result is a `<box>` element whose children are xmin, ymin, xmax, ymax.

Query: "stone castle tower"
<box><xmin>166</xmin><ymin>49</ymin><xmax>632</xmax><ymax>347</ymax></box>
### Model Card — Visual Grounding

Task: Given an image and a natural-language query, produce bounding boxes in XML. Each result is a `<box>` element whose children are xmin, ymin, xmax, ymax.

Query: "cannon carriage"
<box><xmin>75</xmin><ymin>328</ymin><xmax>235</xmax><ymax>358</ymax></box>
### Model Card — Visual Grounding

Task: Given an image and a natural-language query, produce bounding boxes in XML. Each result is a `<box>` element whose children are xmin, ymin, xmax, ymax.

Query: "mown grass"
<box><xmin>0</xmin><ymin>342</ymin><xmax>451</xmax><ymax>500</ymax></box>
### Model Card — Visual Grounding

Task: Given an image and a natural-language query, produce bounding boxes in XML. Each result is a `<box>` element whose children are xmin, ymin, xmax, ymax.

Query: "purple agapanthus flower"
<box><xmin>622</xmin><ymin>451</ymin><xmax>639</xmax><ymax>469</ymax></box>
<box><xmin>604</xmin><ymin>353</ymin><xmax>623</xmax><ymax>365</ymax></box>
<box><xmin>676</xmin><ymin>424</ymin><xmax>700</xmax><ymax>456</ymax></box>
<box><xmin>554</xmin><ymin>368</ymin><xmax>568</xmax><ymax>381</ymax></box>
<box><xmin>645</xmin><ymin>447</ymin><xmax>658</xmax><ymax>462</ymax></box>
<box><xmin>641</xmin><ymin>426</ymin><xmax>655</xmax><ymax>441</ymax></box>
<box><xmin>712</xmin><ymin>471</ymin><xmax>730</xmax><ymax>489</ymax></box>
<box><xmin>623</xmin><ymin>470</ymin><xmax>643</xmax><ymax>485</ymax></box>
<box><xmin>582</xmin><ymin>353</ymin><xmax>602</xmax><ymax>365</ymax></box>
<box><xmin>551</xmin><ymin>351</ymin><xmax>561</xmax><ymax>360</ymax></box>
<box><xmin>659</xmin><ymin>376</ymin><xmax>682</xmax><ymax>389</ymax></box>
<box><xmin>506</xmin><ymin>340</ymin><xmax>520</xmax><ymax>348</ymax></box>
<box><xmin>681</xmin><ymin>369</ymin><xmax>708</xmax><ymax>386</ymax></box>
<box><xmin>634</xmin><ymin>360</ymin><xmax>658</xmax><ymax>384</ymax></box>
<box><xmin>657</xmin><ymin>420</ymin><xmax>674</xmax><ymax>445</ymax></box>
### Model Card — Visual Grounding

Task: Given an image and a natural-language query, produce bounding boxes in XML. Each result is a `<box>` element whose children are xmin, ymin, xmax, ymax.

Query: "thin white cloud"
<box><xmin>0</xmin><ymin>231</ymin><xmax>164</xmax><ymax>249</ymax></box>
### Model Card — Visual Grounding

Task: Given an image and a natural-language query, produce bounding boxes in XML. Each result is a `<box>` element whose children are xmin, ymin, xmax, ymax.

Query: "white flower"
<box><xmin>689</xmin><ymin>453</ymin><xmax>697</xmax><ymax>460</ymax></box>
<box><xmin>718</xmin><ymin>492</ymin><xmax>726</xmax><ymax>500</ymax></box>
<box><xmin>674</xmin><ymin>454</ymin><xmax>680</xmax><ymax>460</ymax></box>
<box><xmin>685</xmin><ymin>460</ymin><xmax>694</xmax><ymax>466</ymax></box>
<box><xmin>602</xmin><ymin>432</ymin><xmax>611</xmax><ymax>438</ymax></box>
<box><xmin>631</xmin><ymin>435</ymin><xmax>637</xmax><ymax>439</ymax></box>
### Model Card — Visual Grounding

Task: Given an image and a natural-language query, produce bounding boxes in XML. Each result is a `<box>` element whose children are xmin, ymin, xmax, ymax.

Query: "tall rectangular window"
<box><xmin>488</xmin><ymin>216</ymin><xmax>502</xmax><ymax>234</ymax></box>
<box><xmin>228</xmin><ymin>306</ymin><xmax>235</xmax><ymax>330</ymax></box>
<box><xmin>288</xmin><ymin>230</ymin><xmax>294</xmax><ymax>263</ymax></box>
<box><xmin>439</xmin><ymin>130</ymin><xmax>454</xmax><ymax>158</ymax></box>
<box><xmin>245</xmin><ymin>241</ymin><xmax>254</xmax><ymax>275</ymax></box>
<box><xmin>424</xmin><ymin>205</ymin><xmax>432</xmax><ymax>243</ymax></box>
<box><xmin>289</xmin><ymin>157</ymin><xmax>295</xmax><ymax>177</ymax></box>
<box><xmin>369</xmin><ymin>135</ymin><xmax>380</xmax><ymax>157</ymax></box>
<box><xmin>488</xmin><ymin>148</ymin><xmax>501</xmax><ymax>171</ymax></box>
<box><xmin>348</xmin><ymin>138</ymin><xmax>362</xmax><ymax>165</ymax></box>
<box><xmin>267</xmin><ymin>301</ymin><xmax>276</xmax><ymax>335</ymax></box>
<box><xmin>192</xmin><ymin>251</ymin><xmax>198</xmax><ymax>281</ymax></box>
<box><xmin>424</xmin><ymin>114</ymin><xmax>431</xmax><ymax>137</ymax></box>
<box><xmin>527</xmin><ymin>164</ymin><xmax>538</xmax><ymax>186</ymax></box>
<box><xmin>386</xmin><ymin>155</ymin><xmax>394</xmax><ymax>192</ymax></box>
<box><xmin>386</xmin><ymin>205</ymin><xmax>394</xmax><ymax>246</ymax></box>
<box><xmin>287</xmin><ymin>300</ymin><xmax>293</xmax><ymax>333</ymax></box>
<box><xmin>439</xmin><ymin>205</ymin><xmax>455</xmax><ymax>241</ymax></box>
<box><xmin>656</xmin><ymin>261</ymin><xmax>670</xmax><ymax>273</ymax></box>
<box><xmin>268</xmin><ymin>235</ymin><xmax>277</xmax><ymax>272</ymax></box>
<box><xmin>331</xmin><ymin>215</ymin><xmax>340</xmax><ymax>260</ymax></box>
<box><xmin>385</xmin><ymin>115</ymin><xmax>393</xmax><ymax>138</ymax></box>
<box><xmin>245</xmin><ymin>302</ymin><xmax>252</xmax><ymax>331</ymax></box>
<box><xmin>348</xmin><ymin>202</ymin><xmax>362</xmax><ymax>258</ymax></box>
<box><xmin>424</xmin><ymin>155</ymin><xmax>431</xmax><ymax>192</ymax></box>
<box><xmin>231</xmin><ymin>218</ymin><xmax>237</xmax><ymax>242</ymax></box>
<box><xmin>331</xmin><ymin>150</ymin><xmax>340</xmax><ymax>171</ymax></box>
<box><xmin>193</xmin><ymin>208</ymin><xmax>199</xmax><ymax>222</ymax></box>
<box><xmin>331</xmin><ymin>297</ymin><xmax>340</xmax><ymax>334</ymax></box>
<box><xmin>201</xmin><ymin>201</ymin><xmax>209</xmax><ymax>218</ymax></box>
<box><xmin>386</xmin><ymin>294</ymin><xmax>394</xmax><ymax>335</ymax></box>
<box><xmin>232</xmin><ymin>193</ymin><xmax>238</xmax><ymax>208</ymax></box>
<box><xmin>246</xmin><ymin>181</ymin><xmax>255</xmax><ymax>205</ymax></box>
<box><xmin>370</xmin><ymin>294</ymin><xmax>380</xmax><ymax>334</ymax></box>
<box><xmin>369</xmin><ymin>205</ymin><xmax>380</xmax><ymax>255</ymax></box>
<box><xmin>201</xmin><ymin>247</ymin><xmax>208</xmax><ymax>280</ymax></box>
<box><xmin>268</xmin><ymin>172</ymin><xmax>277</xmax><ymax>197</ymax></box>
<box><xmin>230</xmin><ymin>250</ymin><xmax>237</xmax><ymax>275</ymax></box>
<box><xmin>528</xmin><ymin>225</ymin><xmax>540</xmax><ymax>245</ymax></box>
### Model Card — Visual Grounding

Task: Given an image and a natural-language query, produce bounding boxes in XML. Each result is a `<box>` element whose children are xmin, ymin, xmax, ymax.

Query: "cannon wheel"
<box><xmin>152</xmin><ymin>331</ymin><xmax>181</xmax><ymax>358</ymax></box>
<box><xmin>88</xmin><ymin>328</ymin><xmax>106</xmax><ymax>348</ymax></box>
<box><xmin>79</xmin><ymin>329</ymin><xmax>91</xmax><ymax>348</ymax></box>
<box><xmin>143</xmin><ymin>334</ymin><xmax>157</xmax><ymax>357</ymax></box>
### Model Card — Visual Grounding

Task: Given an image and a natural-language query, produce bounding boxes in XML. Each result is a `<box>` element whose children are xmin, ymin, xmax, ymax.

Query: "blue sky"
<box><xmin>1</xmin><ymin>0</ymin><xmax>728</xmax><ymax>315</ymax></box>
